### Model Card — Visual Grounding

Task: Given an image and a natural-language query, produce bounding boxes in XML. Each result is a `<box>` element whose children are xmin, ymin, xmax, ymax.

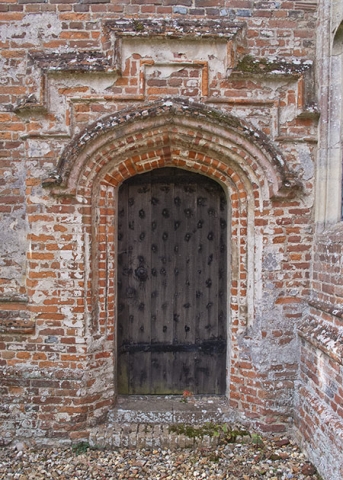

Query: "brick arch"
<box><xmin>88</xmin><ymin>147</ymin><xmax>253</xmax><ymax>331</ymax></box>
<box><xmin>45</xmin><ymin>98</ymin><xmax>300</xmax><ymax>201</ymax></box>
<box><xmin>79</xmin><ymin>126</ymin><xmax>264</xmax><ymax>204</ymax></box>
<box><xmin>75</xmin><ymin>128</ymin><xmax>261</xmax><ymax>417</ymax></box>
<box><xmin>83</xmin><ymin>156</ymin><xmax>252</xmax><ymax>407</ymax></box>
<box><xmin>42</xmin><ymin>100</ymin><xmax>301</xmax><ymax>427</ymax></box>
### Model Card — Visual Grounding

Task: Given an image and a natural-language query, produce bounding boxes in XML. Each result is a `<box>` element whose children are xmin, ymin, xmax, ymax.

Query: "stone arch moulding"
<box><xmin>44</xmin><ymin>98</ymin><xmax>300</xmax><ymax>199</ymax></box>
<box><xmin>42</xmin><ymin>98</ymin><xmax>303</xmax><ymax>401</ymax></box>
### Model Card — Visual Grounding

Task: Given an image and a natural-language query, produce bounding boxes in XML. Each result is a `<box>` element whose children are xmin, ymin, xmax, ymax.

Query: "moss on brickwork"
<box><xmin>132</xmin><ymin>20</ymin><xmax>145</xmax><ymax>32</ymax></box>
<box><xmin>236</xmin><ymin>55</ymin><xmax>312</xmax><ymax>75</ymax></box>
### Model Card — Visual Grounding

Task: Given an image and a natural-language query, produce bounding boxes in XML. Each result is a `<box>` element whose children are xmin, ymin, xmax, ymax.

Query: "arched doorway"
<box><xmin>117</xmin><ymin>168</ymin><xmax>228</xmax><ymax>395</ymax></box>
<box><xmin>46</xmin><ymin>99</ymin><xmax>296</xmax><ymax>429</ymax></box>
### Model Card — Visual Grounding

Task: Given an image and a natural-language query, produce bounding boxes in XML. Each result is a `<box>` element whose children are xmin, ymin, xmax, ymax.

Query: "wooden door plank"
<box><xmin>194</xmin><ymin>185</ymin><xmax>211</xmax><ymax>394</ymax></box>
<box><xmin>204</xmin><ymin>184</ymin><xmax>220</xmax><ymax>390</ymax></box>
<box><xmin>217</xmin><ymin>191</ymin><xmax>228</xmax><ymax>393</ymax></box>
<box><xmin>170</xmin><ymin>176</ymin><xmax>185</xmax><ymax>393</ymax></box>
<box><xmin>117</xmin><ymin>183</ymin><xmax>130</xmax><ymax>394</ymax></box>
<box><xmin>172</xmin><ymin>179</ymin><xmax>197</xmax><ymax>392</ymax></box>
<box><xmin>171</xmin><ymin>178</ymin><xmax>186</xmax><ymax>393</ymax></box>
<box><xmin>128</xmin><ymin>181</ymin><xmax>152</xmax><ymax>394</ymax></box>
<box><xmin>150</xmin><ymin>177</ymin><xmax>175</xmax><ymax>393</ymax></box>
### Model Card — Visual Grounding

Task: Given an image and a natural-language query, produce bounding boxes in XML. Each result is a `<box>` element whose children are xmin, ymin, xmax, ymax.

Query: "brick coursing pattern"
<box><xmin>295</xmin><ymin>226</ymin><xmax>343</xmax><ymax>479</ymax></box>
<box><xmin>0</xmin><ymin>2</ymin><xmax>342</xmax><ymax>479</ymax></box>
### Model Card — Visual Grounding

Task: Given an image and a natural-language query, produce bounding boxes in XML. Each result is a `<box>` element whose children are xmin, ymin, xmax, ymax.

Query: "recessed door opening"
<box><xmin>117</xmin><ymin>168</ymin><xmax>228</xmax><ymax>395</ymax></box>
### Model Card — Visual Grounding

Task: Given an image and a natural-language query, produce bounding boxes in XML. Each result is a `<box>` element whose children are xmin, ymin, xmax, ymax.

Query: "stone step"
<box><xmin>89</xmin><ymin>395</ymin><xmax>245</xmax><ymax>449</ymax></box>
<box><xmin>112</xmin><ymin>395</ymin><xmax>233</xmax><ymax>424</ymax></box>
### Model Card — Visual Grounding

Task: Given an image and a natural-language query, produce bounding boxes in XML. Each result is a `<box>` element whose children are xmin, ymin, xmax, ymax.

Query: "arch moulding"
<box><xmin>42</xmin><ymin>98</ymin><xmax>303</xmax><ymax>413</ymax></box>
<box><xmin>44</xmin><ymin>98</ymin><xmax>300</xmax><ymax>200</ymax></box>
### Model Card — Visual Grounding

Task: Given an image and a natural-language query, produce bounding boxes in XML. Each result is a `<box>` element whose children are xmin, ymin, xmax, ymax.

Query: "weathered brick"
<box><xmin>0</xmin><ymin>4</ymin><xmax>341</xmax><ymax>479</ymax></box>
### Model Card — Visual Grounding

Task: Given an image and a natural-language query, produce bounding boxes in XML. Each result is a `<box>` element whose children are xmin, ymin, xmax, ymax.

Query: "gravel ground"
<box><xmin>0</xmin><ymin>436</ymin><xmax>320</xmax><ymax>480</ymax></box>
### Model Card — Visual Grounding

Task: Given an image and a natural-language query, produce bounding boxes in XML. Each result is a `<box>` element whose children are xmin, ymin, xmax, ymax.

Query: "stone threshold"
<box><xmin>112</xmin><ymin>395</ymin><xmax>233</xmax><ymax>424</ymax></box>
<box><xmin>89</xmin><ymin>395</ymin><xmax>239</xmax><ymax>449</ymax></box>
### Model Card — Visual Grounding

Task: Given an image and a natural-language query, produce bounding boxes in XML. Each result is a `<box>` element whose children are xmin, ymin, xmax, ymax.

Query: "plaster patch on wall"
<box><xmin>122</xmin><ymin>37</ymin><xmax>227</xmax><ymax>86</ymax></box>
<box><xmin>27</xmin><ymin>140</ymin><xmax>53</xmax><ymax>158</ymax></box>
<box><xmin>0</xmin><ymin>14</ymin><xmax>62</xmax><ymax>46</ymax></box>
<box><xmin>0</xmin><ymin>162</ymin><xmax>27</xmax><ymax>293</ymax></box>
<box><xmin>296</xmin><ymin>145</ymin><xmax>314</xmax><ymax>180</ymax></box>
<box><xmin>262</xmin><ymin>247</ymin><xmax>284</xmax><ymax>271</ymax></box>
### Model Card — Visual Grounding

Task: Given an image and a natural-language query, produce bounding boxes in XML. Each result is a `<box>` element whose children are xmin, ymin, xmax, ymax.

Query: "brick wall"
<box><xmin>295</xmin><ymin>227</ymin><xmax>343</xmax><ymax>480</ymax></box>
<box><xmin>291</xmin><ymin>2</ymin><xmax>343</xmax><ymax>479</ymax></box>
<box><xmin>1</xmin><ymin>2</ymin><xmax>340</xmax><ymax>479</ymax></box>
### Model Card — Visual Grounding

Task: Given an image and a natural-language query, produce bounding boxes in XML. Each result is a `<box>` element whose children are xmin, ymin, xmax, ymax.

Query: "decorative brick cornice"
<box><xmin>294</xmin><ymin>1</ymin><xmax>318</xmax><ymax>11</ymax></box>
<box><xmin>308</xmin><ymin>298</ymin><xmax>343</xmax><ymax>320</ymax></box>
<box><xmin>104</xmin><ymin>18</ymin><xmax>246</xmax><ymax>39</ymax></box>
<box><xmin>0</xmin><ymin>310</ymin><xmax>34</xmax><ymax>335</ymax></box>
<box><xmin>28</xmin><ymin>51</ymin><xmax>112</xmax><ymax>73</ymax></box>
<box><xmin>0</xmin><ymin>296</ymin><xmax>33</xmax><ymax>335</ymax></box>
<box><xmin>0</xmin><ymin>294</ymin><xmax>28</xmax><ymax>304</ymax></box>
<box><xmin>298</xmin><ymin>316</ymin><xmax>343</xmax><ymax>365</ymax></box>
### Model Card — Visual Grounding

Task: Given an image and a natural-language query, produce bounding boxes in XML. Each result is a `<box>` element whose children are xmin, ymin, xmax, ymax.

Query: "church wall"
<box><xmin>293</xmin><ymin>1</ymin><xmax>343</xmax><ymax>479</ymax></box>
<box><xmin>1</xmin><ymin>3</ymin><xmax>337</xmax><ymax>477</ymax></box>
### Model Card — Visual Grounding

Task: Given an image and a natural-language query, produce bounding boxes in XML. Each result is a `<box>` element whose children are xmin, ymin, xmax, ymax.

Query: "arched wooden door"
<box><xmin>117</xmin><ymin>168</ymin><xmax>227</xmax><ymax>395</ymax></box>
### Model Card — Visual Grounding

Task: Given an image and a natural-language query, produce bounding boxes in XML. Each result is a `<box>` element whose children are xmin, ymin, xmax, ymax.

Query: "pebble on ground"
<box><xmin>0</xmin><ymin>435</ymin><xmax>320</xmax><ymax>480</ymax></box>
